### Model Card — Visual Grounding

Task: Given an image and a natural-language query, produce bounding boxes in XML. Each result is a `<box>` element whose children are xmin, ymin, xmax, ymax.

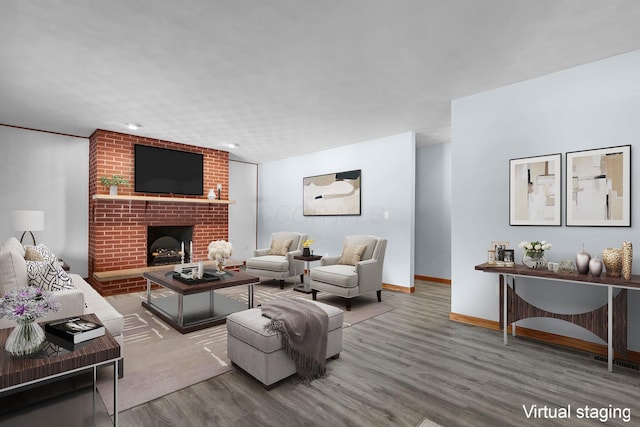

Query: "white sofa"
<box><xmin>0</xmin><ymin>237</ymin><xmax>124</xmax><ymax>365</ymax></box>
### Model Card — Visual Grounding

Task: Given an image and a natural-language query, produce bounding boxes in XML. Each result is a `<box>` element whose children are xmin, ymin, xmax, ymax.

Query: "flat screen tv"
<box><xmin>134</xmin><ymin>144</ymin><xmax>204</xmax><ymax>196</ymax></box>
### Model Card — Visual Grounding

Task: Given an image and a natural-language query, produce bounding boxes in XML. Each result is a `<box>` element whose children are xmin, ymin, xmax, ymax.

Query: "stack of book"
<box><xmin>45</xmin><ymin>317</ymin><xmax>105</xmax><ymax>350</ymax></box>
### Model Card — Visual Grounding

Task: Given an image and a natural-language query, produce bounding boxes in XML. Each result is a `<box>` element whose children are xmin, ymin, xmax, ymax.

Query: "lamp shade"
<box><xmin>12</xmin><ymin>210</ymin><xmax>44</xmax><ymax>232</ymax></box>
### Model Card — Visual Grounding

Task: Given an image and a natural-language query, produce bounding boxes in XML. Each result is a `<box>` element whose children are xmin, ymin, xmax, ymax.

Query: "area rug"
<box><xmin>97</xmin><ymin>282</ymin><xmax>393</xmax><ymax>414</ymax></box>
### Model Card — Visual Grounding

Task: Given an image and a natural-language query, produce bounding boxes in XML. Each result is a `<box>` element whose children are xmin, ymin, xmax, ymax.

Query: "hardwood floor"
<box><xmin>118</xmin><ymin>281</ymin><xmax>640</xmax><ymax>427</ymax></box>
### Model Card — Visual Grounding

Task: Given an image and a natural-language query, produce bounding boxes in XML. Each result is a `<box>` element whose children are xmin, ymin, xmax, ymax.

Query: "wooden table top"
<box><xmin>475</xmin><ymin>263</ymin><xmax>640</xmax><ymax>289</ymax></box>
<box><xmin>0</xmin><ymin>313</ymin><xmax>120</xmax><ymax>390</ymax></box>
<box><xmin>143</xmin><ymin>269</ymin><xmax>260</xmax><ymax>295</ymax></box>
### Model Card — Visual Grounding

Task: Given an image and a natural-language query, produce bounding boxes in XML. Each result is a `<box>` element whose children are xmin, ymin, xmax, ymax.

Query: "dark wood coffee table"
<box><xmin>0</xmin><ymin>313</ymin><xmax>122</xmax><ymax>426</ymax></box>
<box><xmin>143</xmin><ymin>269</ymin><xmax>260</xmax><ymax>333</ymax></box>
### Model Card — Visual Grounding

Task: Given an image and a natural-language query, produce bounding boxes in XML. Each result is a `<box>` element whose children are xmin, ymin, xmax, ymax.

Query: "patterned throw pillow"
<box><xmin>268</xmin><ymin>239</ymin><xmax>293</xmax><ymax>256</ymax></box>
<box><xmin>26</xmin><ymin>260</ymin><xmax>75</xmax><ymax>291</ymax></box>
<box><xmin>338</xmin><ymin>244</ymin><xmax>367</xmax><ymax>266</ymax></box>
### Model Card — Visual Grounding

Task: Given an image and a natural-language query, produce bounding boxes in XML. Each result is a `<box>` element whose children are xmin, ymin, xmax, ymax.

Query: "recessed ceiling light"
<box><xmin>126</xmin><ymin>122</ymin><xmax>142</xmax><ymax>130</ymax></box>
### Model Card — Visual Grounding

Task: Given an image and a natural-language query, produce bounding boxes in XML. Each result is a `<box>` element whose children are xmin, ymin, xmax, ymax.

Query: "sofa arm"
<box><xmin>287</xmin><ymin>250</ymin><xmax>303</xmax><ymax>275</ymax></box>
<box><xmin>356</xmin><ymin>258</ymin><xmax>383</xmax><ymax>293</ymax></box>
<box><xmin>254</xmin><ymin>248</ymin><xmax>270</xmax><ymax>257</ymax></box>
<box><xmin>321</xmin><ymin>256</ymin><xmax>340</xmax><ymax>266</ymax></box>
<box><xmin>0</xmin><ymin>288</ymin><xmax>85</xmax><ymax>329</ymax></box>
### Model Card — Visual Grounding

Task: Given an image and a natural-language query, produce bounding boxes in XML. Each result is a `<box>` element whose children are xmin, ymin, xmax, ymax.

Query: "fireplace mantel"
<box><xmin>92</xmin><ymin>194</ymin><xmax>236</xmax><ymax>205</ymax></box>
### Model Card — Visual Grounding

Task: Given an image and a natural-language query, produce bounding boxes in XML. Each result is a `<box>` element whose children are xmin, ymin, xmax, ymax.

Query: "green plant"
<box><xmin>100</xmin><ymin>175</ymin><xmax>130</xmax><ymax>187</ymax></box>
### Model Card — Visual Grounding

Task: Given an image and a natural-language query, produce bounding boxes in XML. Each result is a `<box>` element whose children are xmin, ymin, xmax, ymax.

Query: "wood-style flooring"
<box><xmin>118</xmin><ymin>281</ymin><xmax>640</xmax><ymax>427</ymax></box>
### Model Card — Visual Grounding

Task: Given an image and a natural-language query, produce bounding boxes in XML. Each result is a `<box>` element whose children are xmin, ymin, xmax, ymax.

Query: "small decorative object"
<box><xmin>0</xmin><ymin>287</ymin><xmax>60</xmax><ymax>356</ymax></box>
<box><xmin>208</xmin><ymin>240</ymin><xmax>233</xmax><ymax>274</ymax></box>
<box><xmin>217</xmin><ymin>183</ymin><xmax>222</xmax><ymax>200</ymax></box>
<box><xmin>502</xmin><ymin>249</ymin><xmax>514</xmax><ymax>263</ymax></box>
<box><xmin>518</xmin><ymin>240</ymin><xmax>552</xmax><ymax>269</ymax></box>
<box><xmin>602</xmin><ymin>248</ymin><xmax>623</xmax><ymax>277</ymax></box>
<box><xmin>487</xmin><ymin>249</ymin><xmax>496</xmax><ymax>265</ymax></box>
<box><xmin>559</xmin><ymin>260</ymin><xmax>575</xmax><ymax>273</ymax></box>
<box><xmin>302</xmin><ymin>239</ymin><xmax>315</xmax><ymax>257</ymax></box>
<box><xmin>100</xmin><ymin>175</ymin><xmax>130</xmax><ymax>196</ymax></box>
<box><xmin>589</xmin><ymin>256</ymin><xmax>603</xmax><ymax>277</ymax></box>
<box><xmin>207</xmin><ymin>189</ymin><xmax>216</xmax><ymax>200</ymax></box>
<box><xmin>495</xmin><ymin>245</ymin><xmax>505</xmax><ymax>261</ymax></box>
<box><xmin>622</xmin><ymin>242</ymin><xmax>633</xmax><ymax>280</ymax></box>
<box><xmin>575</xmin><ymin>244</ymin><xmax>591</xmax><ymax>274</ymax></box>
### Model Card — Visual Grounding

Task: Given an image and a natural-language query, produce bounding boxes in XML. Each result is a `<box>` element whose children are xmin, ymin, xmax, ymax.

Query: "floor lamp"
<box><xmin>13</xmin><ymin>210</ymin><xmax>44</xmax><ymax>245</ymax></box>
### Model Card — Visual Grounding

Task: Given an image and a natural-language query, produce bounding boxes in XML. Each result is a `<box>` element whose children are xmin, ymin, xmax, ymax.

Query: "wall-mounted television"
<box><xmin>134</xmin><ymin>144</ymin><xmax>204</xmax><ymax>196</ymax></box>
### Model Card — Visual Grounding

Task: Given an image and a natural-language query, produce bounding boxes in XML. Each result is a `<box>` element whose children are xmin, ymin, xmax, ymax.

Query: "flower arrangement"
<box><xmin>208</xmin><ymin>240</ymin><xmax>233</xmax><ymax>273</ymax></box>
<box><xmin>518</xmin><ymin>240</ymin><xmax>552</xmax><ymax>257</ymax></box>
<box><xmin>302</xmin><ymin>239</ymin><xmax>315</xmax><ymax>248</ymax></box>
<box><xmin>0</xmin><ymin>286</ymin><xmax>60</xmax><ymax>323</ymax></box>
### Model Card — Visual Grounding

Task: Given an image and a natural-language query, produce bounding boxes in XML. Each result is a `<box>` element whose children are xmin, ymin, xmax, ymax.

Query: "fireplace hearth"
<box><xmin>147</xmin><ymin>226</ymin><xmax>193</xmax><ymax>266</ymax></box>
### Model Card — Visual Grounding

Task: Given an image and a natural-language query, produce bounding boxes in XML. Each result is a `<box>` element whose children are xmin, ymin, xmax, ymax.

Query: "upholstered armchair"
<box><xmin>245</xmin><ymin>232</ymin><xmax>307</xmax><ymax>289</ymax></box>
<box><xmin>310</xmin><ymin>235</ymin><xmax>387</xmax><ymax>311</ymax></box>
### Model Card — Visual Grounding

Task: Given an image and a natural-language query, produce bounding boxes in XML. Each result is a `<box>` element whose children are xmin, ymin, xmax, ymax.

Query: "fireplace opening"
<box><xmin>147</xmin><ymin>226</ymin><xmax>193</xmax><ymax>266</ymax></box>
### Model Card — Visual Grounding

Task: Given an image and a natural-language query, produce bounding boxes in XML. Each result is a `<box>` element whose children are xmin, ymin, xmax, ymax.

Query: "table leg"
<box><xmin>146</xmin><ymin>278</ymin><xmax>151</xmax><ymax>305</ymax></box>
<box><xmin>512</xmin><ymin>277</ymin><xmax>516</xmax><ymax>337</ymax></box>
<box><xmin>93</xmin><ymin>366</ymin><xmax>97</xmax><ymax>426</ymax></box>
<box><xmin>248</xmin><ymin>283</ymin><xmax>255</xmax><ymax>308</ymax></box>
<box><xmin>209</xmin><ymin>290</ymin><xmax>215</xmax><ymax>317</ymax></box>
<box><xmin>178</xmin><ymin>294</ymin><xmax>184</xmax><ymax>327</ymax></box>
<box><xmin>114</xmin><ymin>358</ymin><xmax>119</xmax><ymax>427</ymax></box>
<box><xmin>608</xmin><ymin>286</ymin><xmax>613</xmax><ymax>372</ymax></box>
<box><xmin>304</xmin><ymin>261</ymin><xmax>310</xmax><ymax>291</ymax></box>
<box><xmin>503</xmin><ymin>275</ymin><xmax>508</xmax><ymax>345</ymax></box>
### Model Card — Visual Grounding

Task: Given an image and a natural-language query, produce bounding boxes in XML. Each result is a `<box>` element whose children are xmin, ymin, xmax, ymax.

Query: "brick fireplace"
<box><xmin>88</xmin><ymin>130</ymin><xmax>229</xmax><ymax>295</ymax></box>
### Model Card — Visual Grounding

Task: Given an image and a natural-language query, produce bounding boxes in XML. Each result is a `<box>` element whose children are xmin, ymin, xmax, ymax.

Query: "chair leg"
<box><xmin>377</xmin><ymin>289</ymin><xmax>382</xmax><ymax>302</ymax></box>
<box><xmin>279</xmin><ymin>279</ymin><xmax>284</xmax><ymax>289</ymax></box>
<box><xmin>311</xmin><ymin>289</ymin><xmax>318</xmax><ymax>300</ymax></box>
<box><xmin>345</xmin><ymin>299</ymin><xmax>351</xmax><ymax>311</ymax></box>
<box><xmin>300</xmin><ymin>274</ymin><xmax>304</xmax><ymax>284</ymax></box>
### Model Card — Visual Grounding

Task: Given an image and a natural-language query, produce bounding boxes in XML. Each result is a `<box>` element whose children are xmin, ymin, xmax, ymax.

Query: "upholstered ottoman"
<box><xmin>226</xmin><ymin>300</ymin><xmax>343</xmax><ymax>388</ymax></box>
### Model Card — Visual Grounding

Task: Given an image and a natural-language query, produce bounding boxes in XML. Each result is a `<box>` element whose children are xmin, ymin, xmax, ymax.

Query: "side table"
<box><xmin>293</xmin><ymin>255</ymin><xmax>323</xmax><ymax>294</ymax></box>
<box><xmin>0</xmin><ymin>313</ymin><xmax>121</xmax><ymax>425</ymax></box>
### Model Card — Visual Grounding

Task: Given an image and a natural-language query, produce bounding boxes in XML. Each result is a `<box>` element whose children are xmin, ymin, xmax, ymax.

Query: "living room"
<box><xmin>3</xmin><ymin>2</ymin><xmax>640</xmax><ymax>426</ymax></box>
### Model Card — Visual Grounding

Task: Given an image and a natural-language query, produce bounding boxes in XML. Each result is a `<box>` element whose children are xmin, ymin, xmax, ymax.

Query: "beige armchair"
<box><xmin>310</xmin><ymin>235</ymin><xmax>387</xmax><ymax>311</ymax></box>
<box><xmin>245</xmin><ymin>232</ymin><xmax>307</xmax><ymax>289</ymax></box>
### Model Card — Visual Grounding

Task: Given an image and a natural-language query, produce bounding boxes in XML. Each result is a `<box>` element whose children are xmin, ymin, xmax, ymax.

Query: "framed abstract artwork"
<box><xmin>566</xmin><ymin>145</ymin><xmax>631</xmax><ymax>226</ymax></box>
<box><xmin>509</xmin><ymin>153</ymin><xmax>561</xmax><ymax>226</ymax></box>
<box><xmin>303</xmin><ymin>169</ymin><xmax>361</xmax><ymax>216</ymax></box>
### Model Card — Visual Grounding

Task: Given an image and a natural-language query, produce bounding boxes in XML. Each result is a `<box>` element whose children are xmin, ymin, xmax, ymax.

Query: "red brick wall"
<box><xmin>88</xmin><ymin>130</ymin><xmax>229</xmax><ymax>295</ymax></box>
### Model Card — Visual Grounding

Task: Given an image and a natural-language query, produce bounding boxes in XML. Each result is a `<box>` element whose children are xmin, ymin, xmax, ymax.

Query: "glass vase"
<box><xmin>522</xmin><ymin>252</ymin><xmax>547</xmax><ymax>269</ymax></box>
<box><xmin>5</xmin><ymin>320</ymin><xmax>46</xmax><ymax>357</ymax></box>
<box><xmin>215</xmin><ymin>257</ymin><xmax>227</xmax><ymax>275</ymax></box>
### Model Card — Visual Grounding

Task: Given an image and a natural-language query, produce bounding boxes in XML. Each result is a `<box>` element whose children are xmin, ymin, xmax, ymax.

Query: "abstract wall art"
<box><xmin>509</xmin><ymin>153</ymin><xmax>561</xmax><ymax>226</ymax></box>
<box><xmin>303</xmin><ymin>169</ymin><xmax>361</xmax><ymax>216</ymax></box>
<box><xmin>566</xmin><ymin>145</ymin><xmax>631</xmax><ymax>227</ymax></box>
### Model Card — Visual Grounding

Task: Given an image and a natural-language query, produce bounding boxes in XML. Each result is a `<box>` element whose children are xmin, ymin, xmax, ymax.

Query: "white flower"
<box><xmin>518</xmin><ymin>241</ymin><xmax>526</xmax><ymax>249</ymax></box>
<box><xmin>208</xmin><ymin>240</ymin><xmax>233</xmax><ymax>261</ymax></box>
<box><xmin>534</xmin><ymin>244</ymin><xmax>541</xmax><ymax>251</ymax></box>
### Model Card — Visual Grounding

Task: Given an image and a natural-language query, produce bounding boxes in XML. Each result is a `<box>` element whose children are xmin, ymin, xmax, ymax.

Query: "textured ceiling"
<box><xmin>2</xmin><ymin>1</ymin><xmax>640</xmax><ymax>163</ymax></box>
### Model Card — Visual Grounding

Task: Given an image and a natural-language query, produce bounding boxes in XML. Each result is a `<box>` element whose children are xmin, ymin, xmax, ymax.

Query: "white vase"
<box><xmin>207</xmin><ymin>189</ymin><xmax>216</xmax><ymax>200</ymax></box>
<box><xmin>110</xmin><ymin>185</ymin><xmax>118</xmax><ymax>195</ymax></box>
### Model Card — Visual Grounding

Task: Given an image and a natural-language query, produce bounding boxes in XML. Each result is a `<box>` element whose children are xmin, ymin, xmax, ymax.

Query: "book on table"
<box><xmin>44</xmin><ymin>316</ymin><xmax>106</xmax><ymax>344</ymax></box>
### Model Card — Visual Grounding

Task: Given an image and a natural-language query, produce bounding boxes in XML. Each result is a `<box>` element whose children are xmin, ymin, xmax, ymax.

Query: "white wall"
<box><xmin>415</xmin><ymin>142</ymin><xmax>451</xmax><ymax>279</ymax></box>
<box><xmin>451</xmin><ymin>49</ymin><xmax>640</xmax><ymax>349</ymax></box>
<box><xmin>257</xmin><ymin>132</ymin><xmax>415</xmax><ymax>289</ymax></box>
<box><xmin>229</xmin><ymin>160</ymin><xmax>258</xmax><ymax>261</ymax></box>
<box><xmin>0</xmin><ymin>126</ymin><xmax>89</xmax><ymax>276</ymax></box>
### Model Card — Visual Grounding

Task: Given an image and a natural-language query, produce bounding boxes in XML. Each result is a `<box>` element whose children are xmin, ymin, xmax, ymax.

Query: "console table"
<box><xmin>475</xmin><ymin>263</ymin><xmax>640</xmax><ymax>372</ymax></box>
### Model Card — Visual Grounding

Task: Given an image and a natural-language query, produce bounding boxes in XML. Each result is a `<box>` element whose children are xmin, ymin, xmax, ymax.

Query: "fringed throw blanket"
<box><xmin>261</xmin><ymin>299</ymin><xmax>329</xmax><ymax>383</ymax></box>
